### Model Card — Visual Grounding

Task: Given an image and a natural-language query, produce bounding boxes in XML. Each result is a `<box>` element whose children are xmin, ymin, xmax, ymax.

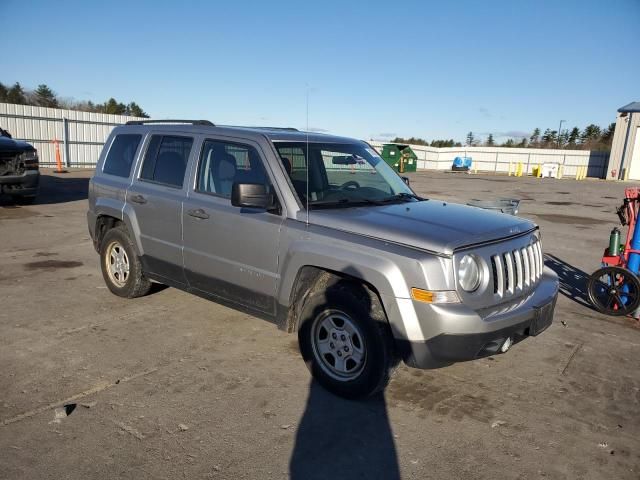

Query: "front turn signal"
<box><xmin>411</xmin><ymin>288</ymin><xmax>460</xmax><ymax>304</ymax></box>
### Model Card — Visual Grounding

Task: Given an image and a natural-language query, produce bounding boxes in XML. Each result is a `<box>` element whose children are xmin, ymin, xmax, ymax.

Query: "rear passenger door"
<box><xmin>127</xmin><ymin>134</ymin><xmax>194</xmax><ymax>284</ymax></box>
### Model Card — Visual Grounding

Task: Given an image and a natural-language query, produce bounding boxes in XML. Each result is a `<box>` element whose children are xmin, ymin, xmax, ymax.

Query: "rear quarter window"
<box><xmin>102</xmin><ymin>134</ymin><xmax>142</xmax><ymax>178</ymax></box>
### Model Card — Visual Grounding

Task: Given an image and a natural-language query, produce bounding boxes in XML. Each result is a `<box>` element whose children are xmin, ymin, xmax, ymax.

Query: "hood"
<box><xmin>306</xmin><ymin>200</ymin><xmax>536</xmax><ymax>255</ymax></box>
<box><xmin>0</xmin><ymin>136</ymin><xmax>35</xmax><ymax>153</ymax></box>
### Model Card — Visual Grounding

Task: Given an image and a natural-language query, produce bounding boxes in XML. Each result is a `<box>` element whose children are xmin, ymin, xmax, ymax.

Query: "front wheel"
<box><xmin>298</xmin><ymin>281</ymin><xmax>396</xmax><ymax>399</ymax></box>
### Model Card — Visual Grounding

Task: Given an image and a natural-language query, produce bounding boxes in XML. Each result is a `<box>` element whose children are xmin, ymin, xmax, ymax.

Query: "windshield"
<box><xmin>274</xmin><ymin>141</ymin><xmax>417</xmax><ymax>208</ymax></box>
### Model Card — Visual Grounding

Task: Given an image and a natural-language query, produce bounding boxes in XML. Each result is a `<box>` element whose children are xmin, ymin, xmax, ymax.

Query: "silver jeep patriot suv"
<box><xmin>88</xmin><ymin>120</ymin><xmax>559</xmax><ymax>398</ymax></box>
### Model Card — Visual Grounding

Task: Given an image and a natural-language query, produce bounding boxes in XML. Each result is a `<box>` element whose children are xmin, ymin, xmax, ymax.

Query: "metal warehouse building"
<box><xmin>609</xmin><ymin>102</ymin><xmax>640</xmax><ymax>180</ymax></box>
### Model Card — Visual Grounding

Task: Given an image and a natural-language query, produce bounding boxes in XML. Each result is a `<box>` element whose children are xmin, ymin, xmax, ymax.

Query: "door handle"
<box><xmin>129</xmin><ymin>194</ymin><xmax>147</xmax><ymax>204</ymax></box>
<box><xmin>187</xmin><ymin>208</ymin><xmax>210</xmax><ymax>220</ymax></box>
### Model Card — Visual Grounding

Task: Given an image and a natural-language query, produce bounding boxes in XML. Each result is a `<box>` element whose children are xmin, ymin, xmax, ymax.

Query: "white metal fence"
<box><xmin>369</xmin><ymin>142</ymin><xmax>610</xmax><ymax>178</ymax></box>
<box><xmin>0</xmin><ymin>103</ymin><xmax>145</xmax><ymax>167</ymax></box>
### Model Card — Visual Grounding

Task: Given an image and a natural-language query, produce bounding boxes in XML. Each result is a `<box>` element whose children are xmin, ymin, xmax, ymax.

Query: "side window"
<box><xmin>140</xmin><ymin>135</ymin><xmax>193</xmax><ymax>188</ymax></box>
<box><xmin>102</xmin><ymin>134</ymin><xmax>141</xmax><ymax>177</ymax></box>
<box><xmin>196</xmin><ymin>140</ymin><xmax>270</xmax><ymax>198</ymax></box>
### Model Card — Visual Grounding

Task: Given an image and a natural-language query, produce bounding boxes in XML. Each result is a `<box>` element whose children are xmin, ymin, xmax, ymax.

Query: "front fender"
<box><xmin>277</xmin><ymin>239</ymin><xmax>411</xmax><ymax>308</ymax></box>
<box><xmin>277</xmin><ymin>238</ymin><xmax>424</xmax><ymax>344</ymax></box>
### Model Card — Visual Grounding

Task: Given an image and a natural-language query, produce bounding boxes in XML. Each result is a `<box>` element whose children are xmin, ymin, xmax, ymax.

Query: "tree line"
<box><xmin>0</xmin><ymin>81</ymin><xmax>149</xmax><ymax>118</ymax></box>
<box><xmin>391</xmin><ymin>122</ymin><xmax>616</xmax><ymax>152</ymax></box>
<box><xmin>391</xmin><ymin>137</ymin><xmax>463</xmax><ymax>148</ymax></box>
<box><xmin>467</xmin><ymin>124</ymin><xmax>615</xmax><ymax>151</ymax></box>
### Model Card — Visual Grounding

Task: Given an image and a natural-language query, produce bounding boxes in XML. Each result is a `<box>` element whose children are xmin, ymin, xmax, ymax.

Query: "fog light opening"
<box><xmin>500</xmin><ymin>337</ymin><xmax>513</xmax><ymax>353</ymax></box>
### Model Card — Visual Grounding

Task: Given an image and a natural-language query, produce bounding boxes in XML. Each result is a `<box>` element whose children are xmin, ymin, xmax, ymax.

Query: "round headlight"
<box><xmin>458</xmin><ymin>255</ymin><xmax>481</xmax><ymax>292</ymax></box>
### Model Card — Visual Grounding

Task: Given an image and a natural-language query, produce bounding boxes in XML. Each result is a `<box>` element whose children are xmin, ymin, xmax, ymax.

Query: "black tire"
<box><xmin>587</xmin><ymin>266</ymin><xmax>640</xmax><ymax>316</ymax></box>
<box><xmin>99</xmin><ymin>225</ymin><xmax>152</xmax><ymax>298</ymax></box>
<box><xmin>298</xmin><ymin>280</ymin><xmax>397</xmax><ymax>399</ymax></box>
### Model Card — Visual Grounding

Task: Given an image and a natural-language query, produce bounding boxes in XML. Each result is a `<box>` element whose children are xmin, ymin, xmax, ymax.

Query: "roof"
<box><xmin>251</xmin><ymin>128</ymin><xmax>358</xmax><ymax>143</ymax></box>
<box><xmin>618</xmin><ymin>102</ymin><xmax>640</xmax><ymax>113</ymax></box>
<box><xmin>116</xmin><ymin>121</ymin><xmax>359</xmax><ymax>144</ymax></box>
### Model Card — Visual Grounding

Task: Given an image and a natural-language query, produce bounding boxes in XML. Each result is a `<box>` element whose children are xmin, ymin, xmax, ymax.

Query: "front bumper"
<box><xmin>0</xmin><ymin>169</ymin><xmax>40</xmax><ymax>196</ymax></box>
<box><xmin>387</xmin><ymin>267</ymin><xmax>559</xmax><ymax>369</ymax></box>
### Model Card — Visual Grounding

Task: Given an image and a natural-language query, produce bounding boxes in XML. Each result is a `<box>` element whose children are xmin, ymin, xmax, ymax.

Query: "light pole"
<box><xmin>558</xmin><ymin>119</ymin><xmax>566</xmax><ymax>148</ymax></box>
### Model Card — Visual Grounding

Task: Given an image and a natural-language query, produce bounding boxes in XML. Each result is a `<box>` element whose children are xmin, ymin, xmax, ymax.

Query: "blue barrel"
<box><xmin>627</xmin><ymin>226</ymin><xmax>640</xmax><ymax>275</ymax></box>
<box><xmin>452</xmin><ymin>156</ymin><xmax>472</xmax><ymax>170</ymax></box>
<box><xmin>620</xmin><ymin>224</ymin><xmax>640</xmax><ymax>308</ymax></box>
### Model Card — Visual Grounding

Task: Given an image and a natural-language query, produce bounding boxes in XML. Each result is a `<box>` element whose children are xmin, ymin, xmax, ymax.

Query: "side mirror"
<box><xmin>231</xmin><ymin>183</ymin><xmax>275</xmax><ymax>210</ymax></box>
<box><xmin>401</xmin><ymin>176</ymin><xmax>410</xmax><ymax>186</ymax></box>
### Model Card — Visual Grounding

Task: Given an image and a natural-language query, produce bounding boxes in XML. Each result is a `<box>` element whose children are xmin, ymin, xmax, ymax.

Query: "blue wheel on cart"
<box><xmin>587</xmin><ymin>266</ymin><xmax>640</xmax><ymax>316</ymax></box>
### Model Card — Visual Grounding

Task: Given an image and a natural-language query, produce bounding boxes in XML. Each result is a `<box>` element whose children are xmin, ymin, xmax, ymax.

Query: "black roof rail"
<box><xmin>250</xmin><ymin>126</ymin><xmax>299</xmax><ymax>131</ymax></box>
<box><xmin>125</xmin><ymin>119</ymin><xmax>215</xmax><ymax>126</ymax></box>
<box><xmin>220</xmin><ymin>125</ymin><xmax>299</xmax><ymax>131</ymax></box>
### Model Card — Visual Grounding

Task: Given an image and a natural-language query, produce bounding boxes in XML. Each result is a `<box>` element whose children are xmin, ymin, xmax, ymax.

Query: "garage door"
<box><xmin>627</xmin><ymin>127</ymin><xmax>640</xmax><ymax>180</ymax></box>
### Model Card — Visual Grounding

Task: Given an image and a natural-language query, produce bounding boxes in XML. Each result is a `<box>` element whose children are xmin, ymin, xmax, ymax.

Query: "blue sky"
<box><xmin>1</xmin><ymin>0</ymin><xmax>638</xmax><ymax>142</ymax></box>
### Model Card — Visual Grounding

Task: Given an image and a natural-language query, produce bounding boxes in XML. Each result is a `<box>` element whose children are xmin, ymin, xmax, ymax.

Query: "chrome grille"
<box><xmin>491</xmin><ymin>239</ymin><xmax>543</xmax><ymax>298</ymax></box>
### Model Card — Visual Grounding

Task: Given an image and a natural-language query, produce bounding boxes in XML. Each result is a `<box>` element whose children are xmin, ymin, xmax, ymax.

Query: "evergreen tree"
<box><xmin>6</xmin><ymin>82</ymin><xmax>27</xmax><ymax>104</ymax></box>
<box><xmin>581</xmin><ymin>124</ymin><xmax>601</xmax><ymax>143</ymax></box>
<box><xmin>126</xmin><ymin>102</ymin><xmax>149</xmax><ymax>118</ymax></box>
<box><xmin>529</xmin><ymin>128</ymin><xmax>541</xmax><ymax>146</ymax></box>
<box><xmin>102</xmin><ymin>98</ymin><xmax>127</xmax><ymax>115</ymax></box>
<box><xmin>601</xmin><ymin>123</ymin><xmax>616</xmax><ymax>145</ymax></box>
<box><xmin>0</xmin><ymin>82</ymin><xmax>7</xmax><ymax>102</ymax></box>
<box><xmin>486</xmin><ymin>133</ymin><xmax>495</xmax><ymax>146</ymax></box>
<box><xmin>466</xmin><ymin>131</ymin><xmax>475</xmax><ymax>146</ymax></box>
<box><xmin>568</xmin><ymin>127</ymin><xmax>580</xmax><ymax>146</ymax></box>
<box><xmin>517</xmin><ymin>138</ymin><xmax>528</xmax><ymax>148</ymax></box>
<box><xmin>541</xmin><ymin>129</ymin><xmax>557</xmax><ymax>146</ymax></box>
<box><xmin>34</xmin><ymin>84</ymin><xmax>59</xmax><ymax>108</ymax></box>
<box><xmin>502</xmin><ymin>139</ymin><xmax>515</xmax><ymax>147</ymax></box>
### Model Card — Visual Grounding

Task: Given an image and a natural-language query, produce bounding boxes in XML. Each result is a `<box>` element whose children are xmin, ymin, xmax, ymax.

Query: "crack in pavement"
<box><xmin>1</xmin><ymin>367</ymin><xmax>158</xmax><ymax>427</ymax></box>
<box><xmin>561</xmin><ymin>342</ymin><xmax>583</xmax><ymax>376</ymax></box>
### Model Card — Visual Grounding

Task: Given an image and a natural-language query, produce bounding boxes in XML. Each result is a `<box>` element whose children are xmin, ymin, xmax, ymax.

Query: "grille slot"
<box><xmin>513</xmin><ymin>249</ymin><xmax>523</xmax><ymax>290</ymax></box>
<box><xmin>504</xmin><ymin>253</ymin><xmax>514</xmax><ymax>294</ymax></box>
<box><xmin>491</xmin><ymin>256</ymin><xmax>498</xmax><ymax>294</ymax></box>
<box><xmin>492</xmin><ymin>254</ymin><xmax>504</xmax><ymax>297</ymax></box>
<box><xmin>490</xmin><ymin>239</ymin><xmax>542</xmax><ymax>299</ymax></box>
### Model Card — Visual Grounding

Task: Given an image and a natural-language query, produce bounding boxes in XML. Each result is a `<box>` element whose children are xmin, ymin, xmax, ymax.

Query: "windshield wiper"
<box><xmin>309</xmin><ymin>198</ymin><xmax>384</xmax><ymax>209</ymax></box>
<box><xmin>380</xmin><ymin>192</ymin><xmax>424</xmax><ymax>203</ymax></box>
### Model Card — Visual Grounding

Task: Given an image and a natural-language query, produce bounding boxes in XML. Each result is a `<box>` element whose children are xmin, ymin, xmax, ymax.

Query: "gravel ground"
<box><xmin>0</xmin><ymin>169</ymin><xmax>638</xmax><ymax>479</ymax></box>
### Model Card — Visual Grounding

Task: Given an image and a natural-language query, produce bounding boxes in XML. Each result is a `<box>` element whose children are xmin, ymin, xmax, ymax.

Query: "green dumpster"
<box><xmin>380</xmin><ymin>144</ymin><xmax>418</xmax><ymax>173</ymax></box>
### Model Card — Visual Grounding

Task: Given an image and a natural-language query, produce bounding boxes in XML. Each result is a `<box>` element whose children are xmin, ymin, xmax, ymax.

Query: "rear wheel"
<box><xmin>298</xmin><ymin>281</ymin><xmax>396</xmax><ymax>399</ymax></box>
<box><xmin>100</xmin><ymin>225</ymin><xmax>151</xmax><ymax>298</ymax></box>
<box><xmin>587</xmin><ymin>266</ymin><xmax>640</xmax><ymax>316</ymax></box>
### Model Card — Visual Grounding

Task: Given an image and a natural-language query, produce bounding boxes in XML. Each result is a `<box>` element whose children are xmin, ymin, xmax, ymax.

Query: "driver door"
<box><xmin>182</xmin><ymin>137</ymin><xmax>284</xmax><ymax>314</ymax></box>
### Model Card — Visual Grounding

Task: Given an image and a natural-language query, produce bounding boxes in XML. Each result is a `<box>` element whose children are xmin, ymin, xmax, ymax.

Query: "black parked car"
<box><xmin>0</xmin><ymin>127</ymin><xmax>39</xmax><ymax>203</ymax></box>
